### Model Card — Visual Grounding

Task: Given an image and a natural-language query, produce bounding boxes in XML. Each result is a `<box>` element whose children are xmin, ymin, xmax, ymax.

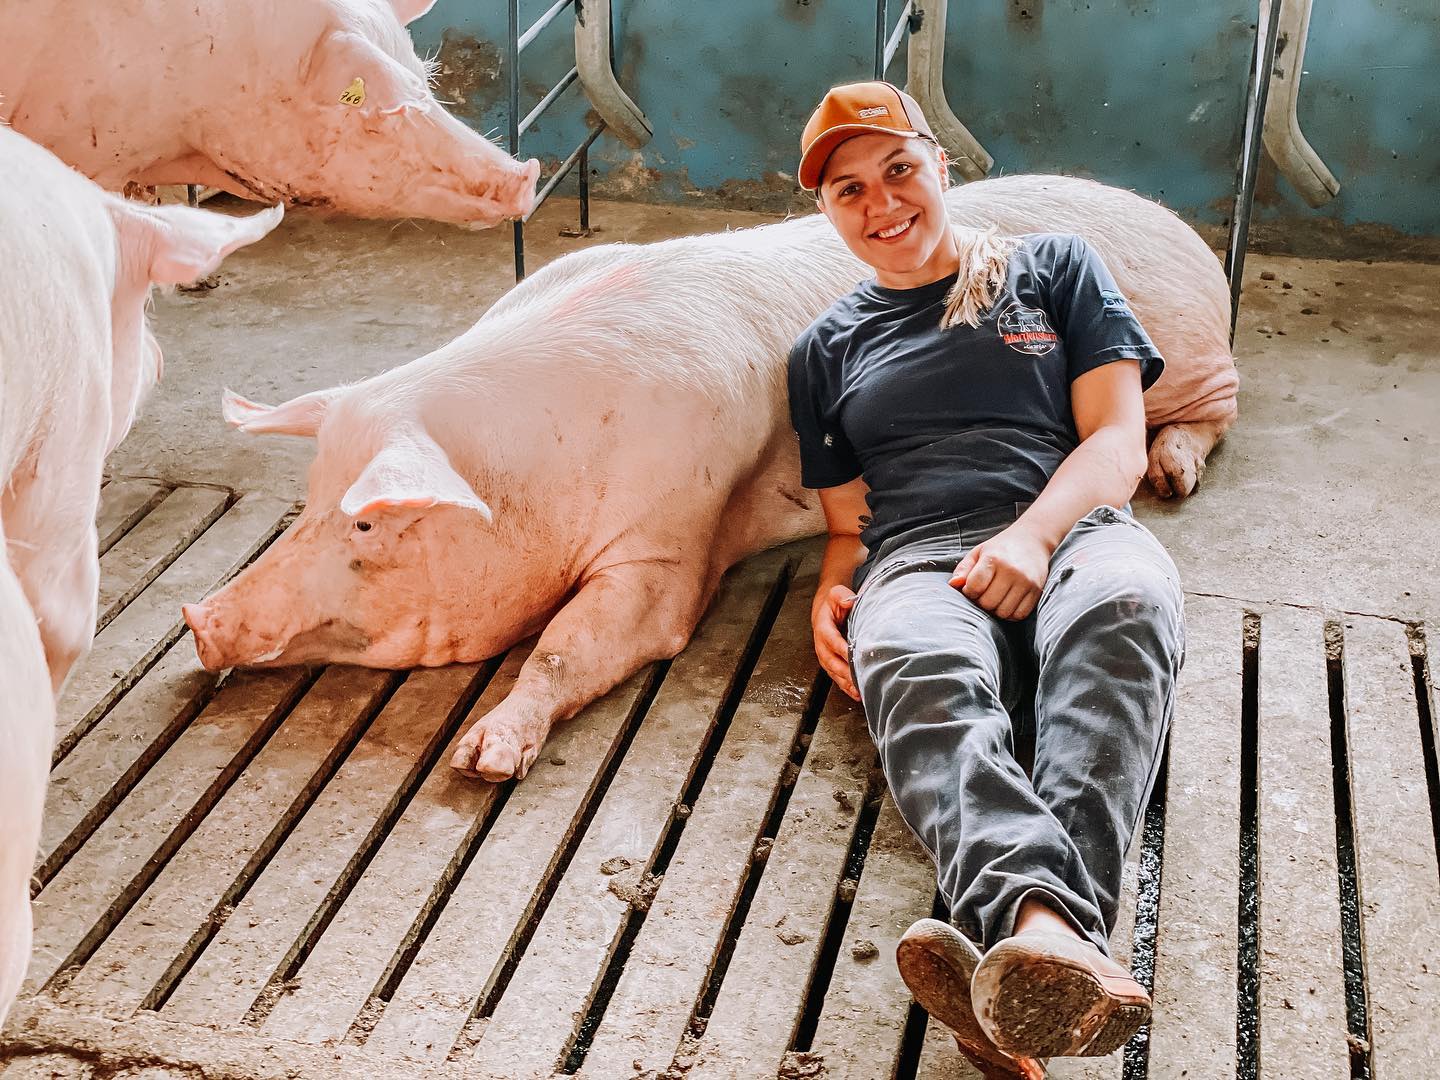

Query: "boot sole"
<box><xmin>896</xmin><ymin>920</ymin><xmax>1047</xmax><ymax>1079</ymax></box>
<box><xmin>973</xmin><ymin>933</ymin><xmax>1151</xmax><ymax>1058</ymax></box>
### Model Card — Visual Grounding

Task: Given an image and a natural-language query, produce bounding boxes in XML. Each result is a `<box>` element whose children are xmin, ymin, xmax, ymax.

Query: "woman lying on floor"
<box><xmin>788</xmin><ymin>81</ymin><xmax>1184</xmax><ymax>1078</ymax></box>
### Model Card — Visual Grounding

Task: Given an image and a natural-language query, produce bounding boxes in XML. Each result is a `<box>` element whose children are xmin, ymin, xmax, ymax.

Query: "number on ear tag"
<box><xmin>340</xmin><ymin>77</ymin><xmax>366</xmax><ymax>107</ymax></box>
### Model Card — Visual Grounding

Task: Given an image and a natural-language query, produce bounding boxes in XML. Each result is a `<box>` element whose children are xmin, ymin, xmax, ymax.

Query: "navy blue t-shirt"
<box><xmin>787</xmin><ymin>232</ymin><xmax>1164</xmax><ymax>556</ymax></box>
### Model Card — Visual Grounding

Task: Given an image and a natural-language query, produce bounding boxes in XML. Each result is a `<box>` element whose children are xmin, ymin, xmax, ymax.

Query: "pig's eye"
<box><xmin>354</xmin><ymin>520</ymin><xmax>373</xmax><ymax>533</ymax></box>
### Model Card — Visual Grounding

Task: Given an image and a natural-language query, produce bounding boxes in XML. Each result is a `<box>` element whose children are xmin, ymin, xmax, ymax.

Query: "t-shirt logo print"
<box><xmin>997</xmin><ymin>304</ymin><xmax>1059</xmax><ymax>356</ymax></box>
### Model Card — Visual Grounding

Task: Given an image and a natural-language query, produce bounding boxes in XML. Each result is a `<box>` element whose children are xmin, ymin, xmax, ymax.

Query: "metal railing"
<box><xmin>874</xmin><ymin>0</ymin><xmax>917</xmax><ymax>79</ymax></box>
<box><xmin>507</xmin><ymin>0</ymin><xmax>593</xmax><ymax>280</ymax></box>
<box><xmin>883</xmin><ymin>1</ymin><xmax>994</xmax><ymax>181</ymax></box>
<box><xmin>1224</xmin><ymin>0</ymin><xmax>1284</xmax><ymax>341</ymax></box>
<box><xmin>506</xmin><ymin>0</ymin><xmax>651</xmax><ymax>280</ymax></box>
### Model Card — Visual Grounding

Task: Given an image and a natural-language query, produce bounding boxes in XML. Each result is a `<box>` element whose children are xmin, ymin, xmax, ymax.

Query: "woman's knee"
<box><xmin>1040</xmin><ymin>555</ymin><xmax>1183</xmax><ymax>651</ymax></box>
<box><xmin>858</xmin><ymin>639</ymin><xmax>1011</xmax><ymax>738</ymax></box>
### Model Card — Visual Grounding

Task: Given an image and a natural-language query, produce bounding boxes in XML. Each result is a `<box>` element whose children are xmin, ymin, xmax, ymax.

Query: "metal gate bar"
<box><xmin>869</xmin><ymin>0</ymin><xmax>915</xmax><ymax>79</ymax></box>
<box><xmin>1224</xmin><ymin>0</ymin><xmax>1284</xmax><ymax>340</ymax></box>
<box><xmin>874</xmin><ymin>1</ymin><xmax>916</xmax><ymax>80</ymax></box>
<box><xmin>508</xmin><ymin>0</ymin><xmax>604</xmax><ymax>280</ymax></box>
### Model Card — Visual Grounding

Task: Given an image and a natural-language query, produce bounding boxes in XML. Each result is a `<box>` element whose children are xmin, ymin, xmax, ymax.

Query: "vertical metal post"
<box><xmin>1224</xmin><ymin>0</ymin><xmax>1283</xmax><ymax>342</ymax></box>
<box><xmin>509</xmin><ymin>0</ymin><xmax>525</xmax><ymax>280</ymax></box>
<box><xmin>578</xmin><ymin>143</ymin><xmax>590</xmax><ymax>233</ymax></box>
<box><xmin>874</xmin><ymin>0</ymin><xmax>888</xmax><ymax>79</ymax></box>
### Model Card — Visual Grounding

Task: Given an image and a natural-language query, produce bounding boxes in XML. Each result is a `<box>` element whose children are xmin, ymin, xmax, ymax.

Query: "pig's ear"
<box><xmin>222</xmin><ymin>387</ymin><xmax>337</xmax><ymax>437</ymax></box>
<box><xmin>389</xmin><ymin>0</ymin><xmax>437</xmax><ymax>25</ymax></box>
<box><xmin>108</xmin><ymin>201</ymin><xmax>284</xmax><ymax>287</ymax></box>
<box><xmin>340</xmin><ymin>430</ymin><xmax>492</xmax><ymax>523</ymax></box>
<box><xmin>306</xmin><ymin>30</ymin><xmax>430</xmax><ymax>114</ymax></box>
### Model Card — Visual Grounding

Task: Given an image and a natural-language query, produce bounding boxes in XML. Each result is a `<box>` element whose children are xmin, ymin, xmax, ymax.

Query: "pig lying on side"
<box><xmin>0</xmin><ymin>0</ymin><xmax>539</xmax><ymax>227</ymax></box>
<box><xmin>0</xmin><ymin>127</ymin><xmax>281</xmax><ymax>1025</ymax></box>
<box><xmin>185</xmin><ymin>174</ymin><xmax>1238</xmax><ymax>783</ymax></box>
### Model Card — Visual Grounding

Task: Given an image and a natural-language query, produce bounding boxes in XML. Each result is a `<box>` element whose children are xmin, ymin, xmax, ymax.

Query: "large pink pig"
<box><xmin>185</xmin><ymin>175</ymin><xmax>1237</xmax><ymax>783</ymax></box>
<box><xmin>0</xmin><ymin>127</ymin><xmax>281</xmax><ymax>1024</ymax></box>
<box><xmin>0</xmin><ymin>0</ymin><xmax>539</xmax><ymax>227</ymax></box>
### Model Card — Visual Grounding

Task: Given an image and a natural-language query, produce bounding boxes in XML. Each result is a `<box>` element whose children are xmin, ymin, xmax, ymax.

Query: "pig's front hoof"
<box><xmin>1146</xmin><ymin>424</ymin><xmax>1205</xmax><ymax>499</ymax></box>
<box><xmin>183</xmin><ymin>603</ymin><xmax>227</xmax><ymax>672</ymax></box>
<box><xmin>450</xmin><ymin>720</ymin><xmax>542</xmax><ymax>782</ymax></box>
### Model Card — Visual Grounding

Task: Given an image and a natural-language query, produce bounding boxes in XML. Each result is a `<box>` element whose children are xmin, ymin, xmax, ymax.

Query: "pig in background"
<box><xmin>0</xmin><ymin>0</ymin><xmax>539</xmax><ymax>227</ymax></box>
<box><xmin>186</xmin><ymin>174</ymin><xmax>1239</xmax><ymax>784</ymax></box>
<box><xmin>0</xmin><ymin>127</ymin><xmax>281</xmax><ymax>1025</ymax></box>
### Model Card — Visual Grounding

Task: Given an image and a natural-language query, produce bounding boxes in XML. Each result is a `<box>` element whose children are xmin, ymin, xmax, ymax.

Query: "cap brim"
<box><xmin>798</xmin><ymin>124</ymin><xmax>922</xmax><ymax>190</ymax></box>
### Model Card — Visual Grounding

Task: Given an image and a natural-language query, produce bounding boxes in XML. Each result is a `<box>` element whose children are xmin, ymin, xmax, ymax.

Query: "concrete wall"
<box><xmin>1251</xmin><ymin>0</ymin><xmax>1440</xmax><ymax>256</ymax></box>
<box><xmin>409</xmin><ymin>0</ymin><xmax>1439</xmax><ymax>252</ymax></box>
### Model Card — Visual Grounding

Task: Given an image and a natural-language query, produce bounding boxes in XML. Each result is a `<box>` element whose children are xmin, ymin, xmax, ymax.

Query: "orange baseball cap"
<box><xmin>798</xmin><ymin>81</ymin><xmax>935</xmax><ymax>191</ymax></box>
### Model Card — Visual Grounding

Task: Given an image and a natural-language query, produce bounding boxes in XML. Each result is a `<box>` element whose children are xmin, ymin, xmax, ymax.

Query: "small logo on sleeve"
<box><xmin>997</xmin><ymin>304</ymin><xmax>1059</xmax><ymax>355</ymax></box>
<box><xmin>1100</xmin><ymin>290</ymin><xmax>1133</xmax><ymax>318</ymax></box>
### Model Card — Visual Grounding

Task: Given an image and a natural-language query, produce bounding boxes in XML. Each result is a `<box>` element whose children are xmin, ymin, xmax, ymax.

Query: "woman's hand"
<box><xmin>812</xmin><ymin>584</ymin><xmax>861</xmax><ymax>701</ymax></box>
<box><xmin>949</xmin><ymin>527</ymin><xmax>1053</xmax><ymax>620</ymax></box>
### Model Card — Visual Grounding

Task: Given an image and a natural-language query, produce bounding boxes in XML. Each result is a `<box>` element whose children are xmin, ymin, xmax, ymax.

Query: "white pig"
<box><xmin>185</xmin><ymin>174</ymin><xmax>1237</xmax><ymax>783</ymax></box>
<box><xmin>0</xmin><ymin>0</ymin><xmax>539</xmax><ymax>227</ymax></box>
<box><xmin>0</xmin><ymin>126</ymin><xmax>281</xmax><ymax>1024</ymax></box>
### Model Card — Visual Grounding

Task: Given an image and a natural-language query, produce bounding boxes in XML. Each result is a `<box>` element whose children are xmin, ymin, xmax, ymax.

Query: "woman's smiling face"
<box><xmin>817</xmin><ymin>132</ymin><xmax>954</xmax><ymax>287</ymax></box>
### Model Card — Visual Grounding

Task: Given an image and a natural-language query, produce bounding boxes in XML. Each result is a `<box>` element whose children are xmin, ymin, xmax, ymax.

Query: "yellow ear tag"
<box><xmin>339</xmin><ymin>77</ymin><xmax>366</xmax><ymax>107</ymax></box>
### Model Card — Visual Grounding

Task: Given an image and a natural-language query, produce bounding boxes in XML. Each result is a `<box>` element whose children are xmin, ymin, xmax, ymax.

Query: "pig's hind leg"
<box><xmin>1145</xmin><ymin>418</ymin><xmax>1232</xmax><ymax>499</ymax></box>
<box><xmin>450</xmin><ymin>556</ymin><xmax>709</xmax><ymax>782</ymax></box>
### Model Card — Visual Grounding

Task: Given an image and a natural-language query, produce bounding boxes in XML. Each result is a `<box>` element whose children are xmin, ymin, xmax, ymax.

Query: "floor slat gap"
<box><xmin>788</xmin><ymin>762</ymin><xmax>885</xmax><ymax>1055</ymax></box>
<box><xmin>896</xmin><ymin>893</ymin><xmax>950</xmax><ymax>1080</ymax></box>
<box><xmin>550</xmin><ymin>558</ymin><xmax>799</xmax><ymax>1075</ymax></box>
<box><xmin>1325</xmin><ymin>621</ymin><xmax>1375</xmax><ymax>1080</ymax></box>
<box><xmin>892</xmin><ymin>1002</ymin><xmax>931</xmax><ymax>1080</ymax></box>
<box><xmin>41</xmin><ymin>667</ymin><xmax>324</xmax><ymax>993</ymax></box>
<box><xmin>652</xmin><ymin>556</ymin><xmax>800</xmax><ymax>870</ymax></box>
<box><xmin>1405</xmin><ymin>626</ymin><xmax>1440</xmax><ymax>889</ymax></box>
<box><xmin>227</xmin><ymin>659</ymin><xmax>501</xmax><ymax>1028</ymax></box>
<box><xmin>94</xmin><ymin>488</ymin><xmax>231</xmax><ymax>636</ymax></box>
<box><xmin>95</xmin><ymin>481</ymin><xmax>172</xmax><ymax>558</ymax></box>
<box><xmin>449</xmin><ymin>658</ymin><xmax>673</xmax><ymax>1045</ymax></box>
<box><xmin>52</xmin><ymin>499</ymin><xmax>298</xmax><ymax>767</ymax></box>
<box><xmin>333</xmin><ymin>781</ymin><xmax>519</xmax><ymax>1043</ymax></box>
<box><xmin>34</xmin><ymin>653</ymin><xmax>231</xmax><ymax>892</ymax></box>
<box><xmin>669</xmin><ymin>670</ymin><xmax>832</xmax><ymax>1063</ymax></box>
<box><xmin>1237</xmin><ymin>612</ymin><xmax>1262</xmax><ymax>1080</ymax></box>
<box><xmin>137</xmin><ymin>669</ymin><xmax>409</xmax><ymax>1013</ymax></box>
<box><xmin>1121</xmin><ymin>749</ymin><xmax>1169</xmax><ymax>1080</ymax></box>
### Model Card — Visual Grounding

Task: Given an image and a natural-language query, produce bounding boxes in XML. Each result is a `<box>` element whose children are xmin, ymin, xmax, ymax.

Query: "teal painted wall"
<box><xmin>1257</xmin><ymin>0</ymin><xmax>1439</xmax><ymax>243</ymax></box>
<box><xmin>410</xmin><ymin>1</ymin><xmax>1438</xmax><ymax>245</ymax></box>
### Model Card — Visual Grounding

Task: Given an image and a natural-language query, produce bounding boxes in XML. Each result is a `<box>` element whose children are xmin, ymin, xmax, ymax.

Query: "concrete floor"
<box><xmin>118</xmin><ymin>195</ymin><xmax>1440</xmax><ymax>624</ymax></box>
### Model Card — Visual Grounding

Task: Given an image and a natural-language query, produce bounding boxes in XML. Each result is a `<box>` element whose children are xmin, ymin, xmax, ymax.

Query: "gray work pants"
<box><xmin>846</xmin><ymin>504</ymin><xmax>1184</xmax><ymax>955</ymax></box>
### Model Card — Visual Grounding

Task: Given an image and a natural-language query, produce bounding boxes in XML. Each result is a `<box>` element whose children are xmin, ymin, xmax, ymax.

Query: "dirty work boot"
<box><xmin>971</xmin><ymin>930</ymin><xmax>1151</xmax><ymax>1059</ymax></box>
<box><xmin>896</xmin><ymin>919</ymin><xmax>1048</xmax><ymax>1079</ymax></box>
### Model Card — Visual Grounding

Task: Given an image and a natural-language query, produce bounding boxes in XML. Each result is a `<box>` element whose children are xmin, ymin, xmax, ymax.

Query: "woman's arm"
<box><xmin>951</xmin><ymin>360</ymin><xmax>1148</xmax><ymax>619</ymax></box>
<box><xmin>812</xmin><ymin>477</ymin><xmax>871</xmax><ymax>700</ymax></box>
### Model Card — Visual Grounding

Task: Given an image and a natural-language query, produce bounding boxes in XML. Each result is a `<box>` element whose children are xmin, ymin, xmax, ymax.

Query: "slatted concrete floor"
<box><xmin>1</xmin><ymin>478</ymin><xmax>1437</xmax><ymax>1079</ymax></box>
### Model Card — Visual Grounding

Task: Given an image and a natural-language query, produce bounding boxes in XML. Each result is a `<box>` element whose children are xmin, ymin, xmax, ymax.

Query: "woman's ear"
<box><xmin>937</xmin><ymin>149</ymin><xmax>952</xmax><ymax>190</ymax></box>
<box><xmin>814</xmin><ymin>189</ymin><xmax>834</xmax><ymax>221</ymax></box>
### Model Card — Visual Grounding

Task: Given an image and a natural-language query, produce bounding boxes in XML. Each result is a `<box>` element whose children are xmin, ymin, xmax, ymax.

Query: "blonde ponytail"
<box><xmin>940</xmin><ymin>227</ymin><xmax>1018</xmax><ymax>330</ymax></box>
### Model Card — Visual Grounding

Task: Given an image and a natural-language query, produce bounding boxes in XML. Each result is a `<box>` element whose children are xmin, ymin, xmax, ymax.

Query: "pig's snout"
<box><xmin>182</xmin><ymin>602</ymin><xmax>228</xmax><ymax>672</ymax></box>
<box><xmin>507</xmin><ymin>159</ymin><xmax>541</xmax><ymax>218</ymax></box>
